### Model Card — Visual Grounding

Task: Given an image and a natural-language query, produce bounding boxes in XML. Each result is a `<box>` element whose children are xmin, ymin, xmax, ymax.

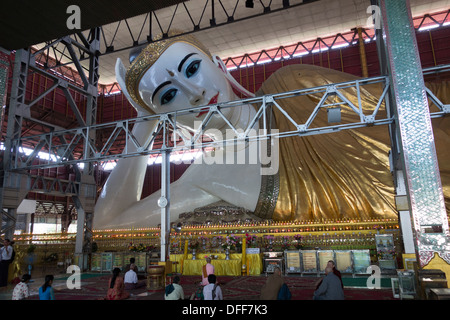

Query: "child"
<box><xmin>39</xmin><ymin>275</ymin><xmax>55</xmax><ymax>300</ymax></box>
<box><xmin>12</xmin><ymin>274</ymin><xmax>31</xmax><ymax>300</ymax></box>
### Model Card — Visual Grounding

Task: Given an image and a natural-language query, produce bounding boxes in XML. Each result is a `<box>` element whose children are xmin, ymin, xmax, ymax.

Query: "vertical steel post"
<box><xmin>379</xmin><ymin>0</ymin><xmax>450</xmax><ymax>267</ymax></box>
<box><xmin>159</xmin><ymin>149</ymin><xmax>171</xmax><ymax>262</ymax></box>
<box><xmin>0</xmin><ymin>49</ymin><xmax>10</xmax><ymax>237</ymax></box>
<box><xmin>356</xmin><ymin>27</ymin><xmax>369</xmax><ymax>78</ymax></box>
<box><xmin>0</xmin><ymin>49</ymin><xmax>30</xmax><ymax>238</ymax></box>
<box><xmin>0</xmin><ymin>49</ymin><xmax>9</xmax><ymax>123</ymax></box>
<box><xmin>74</xmin><ymin>28</ymin><xmax>100</xmax><ymax>270</ymax></box>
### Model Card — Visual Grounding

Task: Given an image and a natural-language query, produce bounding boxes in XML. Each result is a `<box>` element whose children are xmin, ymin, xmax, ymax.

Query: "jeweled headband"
<box><xmin>125</xmin><ymin>33</ymin><xmax>213</xmax><ymax>113</ymax></box>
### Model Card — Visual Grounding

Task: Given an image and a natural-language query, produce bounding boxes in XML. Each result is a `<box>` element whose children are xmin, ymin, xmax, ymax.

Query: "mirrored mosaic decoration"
<box><xmin>0</xmin><ymin>52</ymin><xmax>8</xmax><ymax>108</ymax></box>
<box><xmin>380</xmin><ymin>0</ymin><xmax>450</xmax><ymax>266</ymax></box>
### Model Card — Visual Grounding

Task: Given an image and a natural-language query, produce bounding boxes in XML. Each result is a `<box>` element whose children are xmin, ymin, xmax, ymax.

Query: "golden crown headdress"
<box><xmin>125</xmin><ymin>31</ymin><xmax>212</xmax><ymax>113</ymax></box>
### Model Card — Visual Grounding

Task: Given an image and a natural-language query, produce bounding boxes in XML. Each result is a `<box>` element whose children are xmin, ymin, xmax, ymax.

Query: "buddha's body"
<box><xmin>93</xmin><ymin>35</ymin><xmax>450</xmax><ymax>230</ymax></box>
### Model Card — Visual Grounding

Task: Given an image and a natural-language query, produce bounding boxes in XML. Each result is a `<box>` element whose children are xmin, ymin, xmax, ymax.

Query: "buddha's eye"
<box><xmin>160</xmin><ymin>88</ymin><xmax>177</xmax><ymax>105</ymax></box>
<box><xmin>185</xmin><ymin>60</ymin><xmax>201</xmax><ymax>78</ymax></box>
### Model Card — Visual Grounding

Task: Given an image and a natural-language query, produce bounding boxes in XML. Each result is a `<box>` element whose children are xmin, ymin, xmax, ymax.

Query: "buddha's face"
<box><xmin>138</xmin><ymin>42</ymin><xmax>236</xmax><ymax>131</ymax></box>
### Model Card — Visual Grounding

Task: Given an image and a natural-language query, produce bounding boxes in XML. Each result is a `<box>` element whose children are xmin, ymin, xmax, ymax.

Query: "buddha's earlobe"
<box><xmin>213</xmin><ymin>55</ymin><xmax>227</xmax><ymax>73</ymax></box>
<box><xmin>212</xmin><ymin>55</ymin><xmax>255</xmax><ymax>98</ymax></box>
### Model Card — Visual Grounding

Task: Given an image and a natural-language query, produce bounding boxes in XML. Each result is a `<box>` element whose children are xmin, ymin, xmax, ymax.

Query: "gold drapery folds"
<box><xmin>257</xmin><ymin>64</ymin><xmax>450</xmax><ymax>222</ymax></box>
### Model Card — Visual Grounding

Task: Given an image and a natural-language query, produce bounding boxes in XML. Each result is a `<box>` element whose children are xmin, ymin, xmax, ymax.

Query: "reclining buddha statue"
<box><xmin>93</xmin><ymin>32</ymin><xmax>450</xmax><ymax>230</ymax></box>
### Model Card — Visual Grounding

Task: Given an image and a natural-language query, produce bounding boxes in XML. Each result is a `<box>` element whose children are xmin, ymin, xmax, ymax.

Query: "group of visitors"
<box><xmin>8</xmin><ymin>253</ymin><xmax>344</xmax><ymax>300</ymax></box>
<box><xmin>163</xmin><ymin>256</ymin><xmax>344</xmax><ymax>301</ymax></box>
<box><xmin>105</xmin><ymin>258</ymin><xmax>147</xmax><ymax>300</ymax></box>
<box><xmin>11</xmin><ymin>274</ymin><xmax>55</xmax><ymax>300</ymax></box>
<box><xmin>165</xmin><ymin>256</ymin><xmax>222</xmax><ymax>301</ymax></box>
<box><xmin>260</xmin><ymin>260</ymin><xmax>344</xmax><ymax>300</ymax></box>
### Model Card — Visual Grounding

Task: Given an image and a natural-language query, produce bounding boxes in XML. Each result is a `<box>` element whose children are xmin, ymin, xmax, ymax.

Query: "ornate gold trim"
<box><xmin>253</xmin><ymin>106</ymin><xmax>279</xmax><ymax>219</ymax></box>
<box><xmin>253</xmin><ymin>169</ymin><xmax>279</xmax><ymax>219</ymax></box>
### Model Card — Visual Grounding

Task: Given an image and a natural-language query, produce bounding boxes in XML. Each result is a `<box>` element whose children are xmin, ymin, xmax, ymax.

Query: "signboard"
<box><xmin>352</xmin><ymin>250</ymin><xmax>371</xmax><ymax>274</ymax></box>
<box><xmin>123</xmin><ymin>253</ymin><xmax>135</xmax><ymax>267</ymax></box>
<box><xmin>101</xmin><ymin>253</ymin><xmax>113</xmax><ymax>272</ymax></box>
<box><xmin>285</xmin><ymin>251</ymin><xmax>301</xmax><ymax>273</ymax></box>
<box><xmin>375</xmin><ymin>234</ymin><xmax>397</xmax><ymax>272</ymax></box>
<box><xmin>113</xmin><ymin>254</ymin><xmax>124</xmax><ymax>270</ymax></box>
<box><xmin>318</xmin><ymin>250</ymin><xmax>334</xmax><ymax>273</ymax></box>
<box><xmin>264</xmin><ymin>258</ymin><xmax>283</xmax><ymax>273</ymax></box>
<box><xmin>135</xmin><ymin>253</ymin><xmax>147</xmax><ymax>272</ymax></box>
<box><xmin>91</xmin><ymin>253</ymin><xmax>102</xmax><ymax>271</ymax></box>
<box><xmin>335</xmin><ymin>250</ymin><xmax>353</xmax><ymax>273</ymax></box>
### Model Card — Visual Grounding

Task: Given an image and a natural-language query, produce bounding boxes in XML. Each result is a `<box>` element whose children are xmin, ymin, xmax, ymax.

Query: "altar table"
<box><xmin>183</xmin><ymin>259</ymin><xmax>241</xmax><ymax>276</ymax></box>
<box><xmin>169</xmin><ymin>253</ymin><xmax>263</xmax><ymax>276</ymax></box>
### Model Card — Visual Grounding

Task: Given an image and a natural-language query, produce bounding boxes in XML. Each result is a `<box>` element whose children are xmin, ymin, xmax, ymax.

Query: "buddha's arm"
<box><xmin>93</xmin><ymin>118</ymin><xmax>157</xmax><ymax>228</ymax></box>
<box><xmin>103</xmin><ymin>178</ymin><xmax>221</xmax><ymax>229</ymax></box>
<box><xmin>94</xmin><ymin>147</ymin><xmax>262</xmax><ymax>229</ymax></box>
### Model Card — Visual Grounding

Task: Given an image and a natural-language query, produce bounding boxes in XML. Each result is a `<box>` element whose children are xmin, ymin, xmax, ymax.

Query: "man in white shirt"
<box><xmin>203</xmin><ymin>274</ymin><xmax>223</xmax><ymax>300</ymax></box>
<box><xmin>0</xmin><ymin>239</ymin><xmax>13</xmax><ymax>287</ymax></box>
<box><xmin>123</xmin><ymin>263</ymin><xmax>146</xmax><ymax>290</ymax></box>
<box><xmin>165</xmin><ymin>276</ymin><xmax>185</xmax><ymax>300</ymax></box>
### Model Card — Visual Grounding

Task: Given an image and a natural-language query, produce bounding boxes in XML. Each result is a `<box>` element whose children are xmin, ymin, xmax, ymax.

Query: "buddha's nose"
<box><xmin>190</xmin><ymin>89</ymin><xmax>206</xmax><ymax>105</ymax></box>
<box><xmin>173</xmin><ymin>77</ymin><xmax>206</xmax><ymax>106</ymax></box>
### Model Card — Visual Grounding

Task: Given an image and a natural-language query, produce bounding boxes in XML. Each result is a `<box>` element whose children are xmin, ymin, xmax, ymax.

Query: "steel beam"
<box><xmin>159</xmin><ymin>149</ymin><xmax>171</xmax><ymax>262</ymax></box>
<box><xmin>7</xmin><ymin>70</ymin><xmax>448</xmax><ymax>171</ymax></box>
<box><xmin>0</xmin><ymin>29</ymin><xmax>99</xmax><ymax>248</ymax></box>
<box><xmin>73</xmin><ymin>28</ymin><xmax>100</xmax><ymax>270</ymax></box>
<box><xmin>0</xmin><ymin>49</ymin><xmax>30</xmax><ymax>237</ymax></box>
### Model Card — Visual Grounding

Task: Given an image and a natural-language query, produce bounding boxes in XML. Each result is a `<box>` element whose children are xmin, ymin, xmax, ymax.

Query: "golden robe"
<box><xmin>253</xmin><ymin>64</ymin><xmax>450</xmax><ymax>222</ymax></box>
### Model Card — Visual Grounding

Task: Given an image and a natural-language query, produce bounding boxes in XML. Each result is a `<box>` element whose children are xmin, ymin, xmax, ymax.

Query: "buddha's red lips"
<box><xmin>196</xmin><ymin>93</ymin><xmax>219</xmax><ymax>118</ymax></box>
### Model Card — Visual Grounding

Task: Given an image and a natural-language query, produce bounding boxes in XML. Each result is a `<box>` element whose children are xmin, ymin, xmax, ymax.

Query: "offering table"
<box><xmin>169</xmin><ymin>253</ymin><xmax>263</xmax><ymax>276</ymax></box>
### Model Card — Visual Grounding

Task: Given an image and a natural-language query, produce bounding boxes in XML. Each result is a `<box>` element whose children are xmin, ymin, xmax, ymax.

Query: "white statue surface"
<box><xmin>93</xmin><ymin>33</ymin><xmax>450</xmax><ymax>230</ymax></box>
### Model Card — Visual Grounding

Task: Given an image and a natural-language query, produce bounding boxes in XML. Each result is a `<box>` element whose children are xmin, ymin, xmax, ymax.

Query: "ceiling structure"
<box><xmin>22</xmin><ymin>0</ymin><xmax>450</xmax><ymax>86</ymax></box>
<box><xmin>0</xmin><ymin>0</ymin><xmax>184</xmax><ymax>51</ymax></box>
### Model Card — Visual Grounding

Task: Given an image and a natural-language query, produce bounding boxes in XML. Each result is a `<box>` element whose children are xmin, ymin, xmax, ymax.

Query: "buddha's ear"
<box><xmin>115</xmin><ymin>58</ymin><xmax>150</xmax><ymax>114</ymax></box>
<box><xmin>212</xmin><ymin>55</ymin><xmax>255</xmax><ymax>98</ymax></box>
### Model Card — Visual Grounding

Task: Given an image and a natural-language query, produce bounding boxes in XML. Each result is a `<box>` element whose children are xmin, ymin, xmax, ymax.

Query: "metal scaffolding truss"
<box><xmin>2</xmin><ymin>171</ymin><xmax>80</xmax><ymax>197</ymax></box>
<box><xmin>8</xmin><ymin>66</ymin><xmax>450</xmax><ymax>172</ymax></box>
<box><xmin>32</xmin><ymin>29</ymin><xmax>101</xmax><ymax>90</ymax></box>
<box><xmin>424</xmin><ymin>64</ymin><xmax>450</xmax><ymax>115</ymax></box>
<box><xmin>1</xmin><ymin>28</ymin><xmax>101</xmax><ymax>242</ymax></box>
<box><xmin>34</xmin><ymin>200</ymin><xmax>77</xmax><ymax>217</ymax></box>
<box><xmin>32</xmin><ymin>0</ymin><xmax>318</xmax><ymax>68</ymax></box>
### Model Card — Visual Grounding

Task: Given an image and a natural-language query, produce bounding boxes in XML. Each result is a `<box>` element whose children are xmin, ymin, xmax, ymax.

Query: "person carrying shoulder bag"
<box><xmin>203</xmin><ymin>274</ymin><xmax>223</xmax><ymax>300</ymax></box>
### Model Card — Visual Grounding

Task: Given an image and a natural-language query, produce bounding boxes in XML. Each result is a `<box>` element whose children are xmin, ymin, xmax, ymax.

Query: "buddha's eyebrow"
<box><xmin>152</xmin><ymin>81</ymin><xmax>171</xmax><ymax>103</ymax></box>
<box><xmin>178</xmin><ymin>53</ymin><xmax>197</xmax><ymax>72</ymax></box>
